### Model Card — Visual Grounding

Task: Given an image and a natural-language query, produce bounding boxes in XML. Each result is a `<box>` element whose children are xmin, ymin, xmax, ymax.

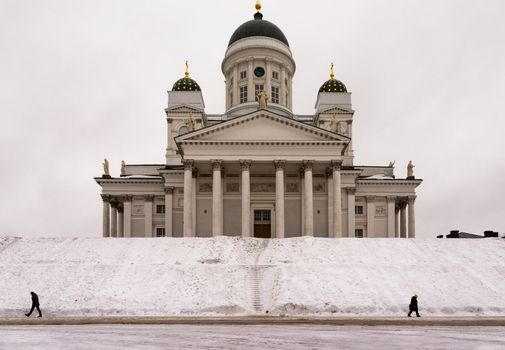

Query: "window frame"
<box><xmin>239</xmin><ymin>85</ymin><xmax>248</xmax><ymax>103</ymax></box>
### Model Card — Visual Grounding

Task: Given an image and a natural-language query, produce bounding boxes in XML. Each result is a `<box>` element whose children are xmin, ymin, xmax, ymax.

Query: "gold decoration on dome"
<box><xmin>185</xmin><ymin>60</ymin><xmax>189</xmax><ymax>79</ymax></box>
<box><xmin>330</xmin><ymin>62</ymin><xmax>335</xmax><ymax>80</ymax></box>
<box><xmin>255</xmin><ymin>0</ymin><xmax>262</xmax><ymax>12</ymax></box>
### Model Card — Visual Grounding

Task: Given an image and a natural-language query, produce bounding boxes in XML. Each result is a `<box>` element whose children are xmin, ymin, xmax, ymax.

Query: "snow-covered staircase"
<box><xmin>247</xmin><ymin>265</ymin><xmax>273</xmax><ymax>314</ymax></box>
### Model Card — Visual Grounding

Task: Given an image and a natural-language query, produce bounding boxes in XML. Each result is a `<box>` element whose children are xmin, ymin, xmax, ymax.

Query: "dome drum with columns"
<box><xmin>96</xmin><ymin>1</ymin><xmax>422</xmax><ymax>240</ymax></box>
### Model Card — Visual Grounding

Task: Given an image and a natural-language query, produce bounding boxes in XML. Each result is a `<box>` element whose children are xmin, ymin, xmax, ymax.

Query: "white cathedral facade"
<box><xmin>96</xmin><ymin>2</ymin><xmax>422</xmax><ymax>239</ymax></box>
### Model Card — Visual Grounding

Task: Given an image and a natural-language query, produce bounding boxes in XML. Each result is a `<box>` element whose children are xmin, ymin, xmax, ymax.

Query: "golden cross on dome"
<box><xmin>185</xmin><ymin>60</ymin><xmax>189</xmax><ymax>79</ymax></box>
<box><xmin>255</xmin><ymin>0</ymin><xmax>262</xmax><ymax>12</ymax></box>
<box><xmin>330</xmin><ymin>62</ymin><xmax>335</xmax><ymax>80</ymax></box>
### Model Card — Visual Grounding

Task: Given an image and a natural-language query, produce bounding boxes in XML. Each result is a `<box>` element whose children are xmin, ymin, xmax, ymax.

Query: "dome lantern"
<box><xmin>172</xmin><ymin>60</ymin><xmax>201</xmax><ymax>92</ymax></box>
<box><xmin>319</xmin><ymin>62</ymin><xmax>347</xmax><ymax>93</ymax></box>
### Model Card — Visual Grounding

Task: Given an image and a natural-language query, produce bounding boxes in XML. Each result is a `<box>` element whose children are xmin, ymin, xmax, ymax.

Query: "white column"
<box><xmin>408</xmin><ymin>195</ymin><xmax>416</xmax><ymax>238</ymax></box>
<box><xmin>326</xmin><ymin>169</ymin><xmax>333</xmax><ymax>237</ymax></box>
<box><xmin>232</xmin><ymin>66</ymin><xmax>238</xmax><ymax>106</ymax></box>
<box><xmin>332</xmin><ymin>160</ymin><xmax>343</xmax><ymax>238</ymax></box>
<box><xmin>288</xmin><ymin>74</ymin><xmax>293</xmax><ymax>110</ymax></box>
<box><xmin>123</xmin><ymin>195</ymin><xmax>132</xmax><ymax>238</ymax></box>
<box><xmin>183</xmin><ymin>160</ymin><xmax>194</xmax><ymax>237</ymax></box>
<box><xmin>280</xmin><ymin>66</ymin><xmax>286</xmax><ymax>106</ymax></box>
<box><xmin>240</xmin><ymin>160</ymin><xmax>252</xmax><ymax>237</ymax></box>
<box><xmin>110</xmin><ymin>199</ymin><xmax>118</xmax><ymax>238</ymax></box>
<box><xmin>165</xmin><ymin>119</ymin><xmax>173</xmax><ymax>164</ymax></box>
<box><xmin>387</xmin><ymin>196</ymin><xmax>396</xmax><ymax>238</ymax></box>
<box><xmin>164</xmin><ymin>187</ymin><xmax>174</xmax><ymax>237</ymax></box>
<box><xmin>247</xmin><ymin>59</ymin><xmax>254</xmax><ymax>102</ymax></box>
<box><xmin>265</xmin><ymin>58</ymin><xmax>272</xmax><ymax>103</ymax></box>
<box><xmin>101</xmin><ymin>195</ymin><xmax>110</xmax><ymax>238</ymax></box>
<box><xmin>117</xmin><ymin>205</ymin><xmax>124</xmax><ymax>237</ymax></box>
<box><xmin>366</xmin><ymin>196</ymin><xmax>375</xmax><ymax>238</ymax></box>
<box><xmin>300</xmin><ymin>169</ymin><xmax>305</xmax><ymax>235</ymax></box>
<box><xmin>274</xmin><ymin>160</ymin><xmax>286</xmax><ymax>238</ymax></box>
<box><xmin>192</xmin><ymin>170</ymin><xmax>197</xmax><ymax>235</ymax></box>
<box><xmin>144</xmin><ymin>195</ymin><xmax>153</xmax><ymax>237</ymax></box>
<box><xmin>400</xmin><ymin>201</ymin><xmax>407</xmax><ymax>238</ymax></box>
<box><xmin>347</xmin><ymin>188</ymin><xmax>356</xmax><ymax>238</ymax></box>
<box><xmin>211</xmin><ymin>159</ymin><xmax>223</xmax><ymax>236</ymax></box>
<box><xmin>303</xmin><ymin>160</ymin><xmax>314</xmax><ymax>236</ymax></box>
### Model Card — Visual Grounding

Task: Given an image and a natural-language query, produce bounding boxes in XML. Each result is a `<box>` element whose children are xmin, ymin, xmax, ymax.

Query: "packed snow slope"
<box><xmin>1</xmin><ymin>236</ymin><xmax>504</xmax><ymax>317</ymax></box>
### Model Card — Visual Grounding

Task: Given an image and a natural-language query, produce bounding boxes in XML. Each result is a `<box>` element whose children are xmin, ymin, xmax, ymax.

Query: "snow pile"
<box><xmin>0</xmin><ymin>236</ymin><xmax>504</xmax><ymax>317</ymax></box>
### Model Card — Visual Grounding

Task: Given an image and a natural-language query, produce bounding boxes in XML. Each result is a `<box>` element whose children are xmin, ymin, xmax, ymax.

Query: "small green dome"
<box><xmin>319</xmin><ymin>79</ymin><xmax>347</xmax><ymax>93</ymax></box>
<box><xmin>172</xmin><ymin>77</ymin><xmax>201</xmax><ymax>92</ymax></box>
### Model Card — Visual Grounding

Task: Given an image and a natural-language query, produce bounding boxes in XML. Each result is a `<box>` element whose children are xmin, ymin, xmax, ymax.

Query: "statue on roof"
<box><xmin>329</xmin><ymin>115</ymin><xmax>341</xmax><ymax>133</ymax></box>
<box><xmin>407</xmin><ymin>160</ymin><xmax>415</xmax><ymax>178</ymax></box>
<box><xmin>121</xmin><ymin>160</ymin><xmax>126</xmax><ymax>176</ymax></box>
<box><xmin>257</xmin><ymin>91</ymin><xmax>269</xmax><ymax>110</ymax></box>
<box><xmin>388</xmin><ymin>161</ymin><xmax>396</xmax><ymax>167</ymax></box>
<box><xmin>102</xmin><ymin>158</ymin><xmax>110</xmax><ymax>176</ymax></box>
<box><xmin>184</xmin><ymin>113</ymin><xmax>195</xmax><ymax>132</ymax></box>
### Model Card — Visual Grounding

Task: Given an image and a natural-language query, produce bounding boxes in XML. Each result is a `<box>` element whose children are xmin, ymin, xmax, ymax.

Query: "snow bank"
<box><xmin>0</xmin><ymin>236</ymin><xmax>504</xmax><ymax>317</ymax></box>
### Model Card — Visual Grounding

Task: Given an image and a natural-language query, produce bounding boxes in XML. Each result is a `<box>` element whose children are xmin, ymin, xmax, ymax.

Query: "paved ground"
<box><xmin>1</xmin><ymin>324</ymin><xmax>505</xmax><ymax>349</ymax></box>
<box><xmin>1</xmin><ymin>316</ymin><xmax>505</xmax><ymax>326</ymax></box>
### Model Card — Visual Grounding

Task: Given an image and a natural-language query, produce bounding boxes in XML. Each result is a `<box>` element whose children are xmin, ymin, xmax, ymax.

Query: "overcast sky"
<box><xmin>1</xmin><ymin>0</ymin><xmax>504</xmax><ymax>238</ymax></box>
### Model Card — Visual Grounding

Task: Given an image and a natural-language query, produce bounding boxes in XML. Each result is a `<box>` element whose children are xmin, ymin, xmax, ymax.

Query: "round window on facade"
<box><xmin>254</xmin><ymin>67</ymin><xmax>265</xmax><ymax>77</ymax></box>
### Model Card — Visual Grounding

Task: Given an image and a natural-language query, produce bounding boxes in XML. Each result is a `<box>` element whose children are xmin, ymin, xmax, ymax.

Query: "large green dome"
<box><xmin>228</xmin><ymin>12</ymin><xmax>289</xmax><ymax>47</ymax></box>
<box><xmin>172</xmin><ymin>77</ymin><xmax>201</xmax><ymax>92</ymax></box>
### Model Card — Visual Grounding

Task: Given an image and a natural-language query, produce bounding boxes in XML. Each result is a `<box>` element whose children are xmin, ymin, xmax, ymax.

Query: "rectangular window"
<box><xmin>271</xmin><ymin>86</ymin><xmax>279</xmax><ymax>104</ymax></box>
<box><xmin>272</xmin><ymin>71</ymin><xmax>279</xmax><ymax>80</ymax></box>
<box><xmin>355</xmin><ymin>206</ymin><xmax>364</xmax><ymax>215</ymax></box>
<box><xmin>156</xmin><ymin>205</ymin><xmax>165</xmax><ymax>214</ymax></box>
<box><xmin>255</xmin><ymin>84</ymin><xmax>265</xmax><ymax>100</ymax></box>
<box><xmin>355</xmin><ymin>229</ymin><xmax>364</xmax><ymax>238</ymax></box>
<box><xmin>254</xmin><ymin>210</ymin><xmax>270</xmax><ymax>221</ymax></box>
<box><xmin>239</xmin><ymin>86</ymin><xmax>248</xmax><ymax>103</ymax></box>
<box><xmin>156</xmin><ymin>227</ymin><xmax>166</xmax><ymax>237</ymax></box>
<box><xmin>240</xmin><ymin>71</ymin><xmax>247</xmax><ymax>79</ymax></box>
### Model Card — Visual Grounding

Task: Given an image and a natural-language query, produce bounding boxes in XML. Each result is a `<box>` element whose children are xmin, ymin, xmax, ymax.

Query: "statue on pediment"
<box><xmin>257</xmin><ymin>91</ymin><xmax>269</xmax><ymax>110</ymax></box>
<box><xmin>121</xmin><ymin>160</ymin><xmax>126</xmax><ymax>175</ymax></box>
<box><xmin>388</xmin><ymin>161</ymin><xmax>395</xmax><ymax>167</ymax></box>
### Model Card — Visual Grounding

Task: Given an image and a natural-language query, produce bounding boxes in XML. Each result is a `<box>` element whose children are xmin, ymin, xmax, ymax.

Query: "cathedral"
<box><xmin>95</xmin><ymin>2</ymin><xmax>422</xmax><ymax>239</ymax></box>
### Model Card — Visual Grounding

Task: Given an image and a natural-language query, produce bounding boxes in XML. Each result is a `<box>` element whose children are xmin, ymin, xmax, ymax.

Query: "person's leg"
<box><xmin>36</xmin><ymin>306</ymin><xmax>42</xmax><ymax>317</ymax></box>
<box><xmin>416</xmin><ymin>309</ymin><xmax>420</xmax><ymax>317</ymax></box>
<box><xmin>408</xmin><ymin>310</ymin><xmax>412</xmax><ymax>317</ymax></box>
<box><xmin>25</xmin><ymin>305</ymin><xmax>35</xmax><ymax>316</ymax></box>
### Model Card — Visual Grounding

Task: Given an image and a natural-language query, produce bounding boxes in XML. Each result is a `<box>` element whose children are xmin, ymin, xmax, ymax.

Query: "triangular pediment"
<box><xmin>176</xmin><ymin>110</ymin><xmax>350</xmax><ymax>143</ymax></box>
<box><xmin>166</xmin><ymin>104</ymin><xmax>204</xmax><ymax>114</ymax></box>
<box><xmin>319</xmin><ymin>106</ymin><xmax>354</xmax><ymax>115</ymax></box>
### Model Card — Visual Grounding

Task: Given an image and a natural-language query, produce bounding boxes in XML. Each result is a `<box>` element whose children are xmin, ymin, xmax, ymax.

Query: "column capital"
<box><xmin>273</xmin><ymin>160</ymin><xmax>286</xmax><ymax>170</ymax></box>
<box><xmin>117</xmin><ymin>205</ymin><xmax>124</xmax><ymax>213</ymax></box>
<box><xmin>331</xmin><ymin>160</ymin><xmax>343</xmax><ymax>170</ymax></box>
<box><xmin>239</xmin><ymin>159</ymin><xmax>252</xmax><ymax>170</ymax></box>
<box><xmin>143</xmin><ymin>194</ymin><xmax>155</xmax><ymax>202</ymax></box>
<box><xmin>211</xmin><ymin>159</ymin><xmax>223</xmax><ymax>170</ymax></box>
<box><xmin>101</xmin><ymin>194</ymin><xmax>112</xmax><ymax>203</ymax></box>
<box><xmin>366</xmin><ymin>195</ymin><xmax>376</xmax><ymax>201</ymax></box>
<box><xmin>397</xmin><ymin>201</ymin><xmax>408</xmax><ymax>209</ymax></box>
<box><xmin>164</xmin><ymin>186</ymin><xmax>174</xmax><ymax>194</ymax></box>
<box><xmin>302</xmin><ymin>160</ymin><xmax>313</xmax><ymax>171</ymax></box>
<box><xmin>167</xmin><ymin>118</ymin><xmax>173</xmax><ymax>124</ymax></box>
<box><xmin>387</xmin><ymin>195</ymin><xmax>397</xmax><ymax>202</ymax></box>
<box><xmin>408</xmin><ymin>195</ymin><xmax>417</xmax><ymax>203</ymax></box>
<box><xmin>347</xmin><ymin>187</ymin><xmax>356</xmax><ymax>195</ymax></box>
<box><xmin>110</xmin><ymin>199</ymin><xmax>119</xmax><ymax>208</ymax></box>
<box><xmin>247</xmin><ymin>57</ymin><xmax>254</xmax><ymax>64</ymax></box>
<box><xmin>182</xmin><ymin>159</ymin><xmax>194</xmax><ymax>170</ymax></box>
<box><xmin>123</xmin><ymin>195</ymin><xmax>133</xmax><ymax>202</ymax></box>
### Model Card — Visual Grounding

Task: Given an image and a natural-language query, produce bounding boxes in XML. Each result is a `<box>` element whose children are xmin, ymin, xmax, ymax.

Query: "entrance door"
<box><xmin>253</xmin><ymin>210</ymin><xmax>271</xmax><ymax>238</ymax></box>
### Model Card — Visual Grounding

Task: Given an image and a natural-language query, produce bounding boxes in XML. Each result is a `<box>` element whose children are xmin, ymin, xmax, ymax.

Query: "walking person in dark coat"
<box><xmin>25</xmin><ymin>292</ymin><xmax>42</xmax><ymax>317</ymax></box>
<box><xmin>408</xmin><ymin>294</ymin><xmax>420</xmax><ymax>317</ymax></box>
